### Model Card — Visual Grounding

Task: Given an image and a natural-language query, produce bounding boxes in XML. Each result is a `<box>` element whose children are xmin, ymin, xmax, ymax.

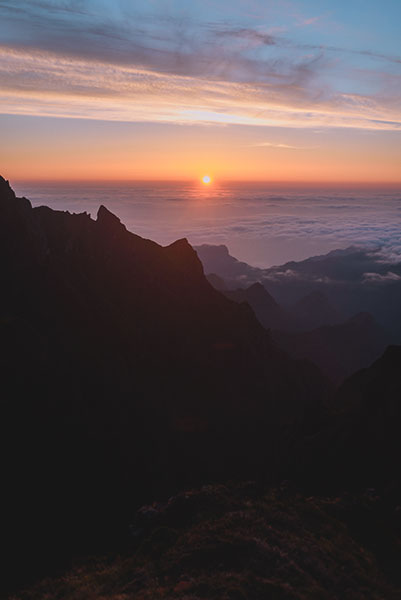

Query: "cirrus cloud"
<box><xmin>0</xmin><ymin>1</ymin><xmax>400</xmax><ymax>130</ymax></box>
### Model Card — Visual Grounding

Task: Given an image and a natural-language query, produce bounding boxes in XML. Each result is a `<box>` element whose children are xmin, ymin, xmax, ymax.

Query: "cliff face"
<box><xmin>0</xmin><ymin>177</ymin><xmax>329</xmax><ymax>590</ymax></box>
<box><xmin>2</xmin><ymin>177</ymin><xmax>401</xmax><ymax>596</ymax></box>
<box><xmin>298</xmin><ymin>344</ymin><xmax>401</xmax><ymax>492</ymax></box>
<box><xmin>1</xmin><ymin>175</ymin><xmax>329</xmax><ymax>447</ymax></box>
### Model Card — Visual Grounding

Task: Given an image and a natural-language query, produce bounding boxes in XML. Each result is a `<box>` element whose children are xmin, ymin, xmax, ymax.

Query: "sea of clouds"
<box><xmin>14</xmin><ymin>181</ymin><xmax>401</xmax><ymax>269</ymax></box>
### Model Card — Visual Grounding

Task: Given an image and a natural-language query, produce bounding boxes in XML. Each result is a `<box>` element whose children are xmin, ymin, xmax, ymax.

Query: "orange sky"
<box><xmin>2</xmin><ymin>115</ymin><xmax>401</xmax><ymax>184</ymax></box>
<box><xmin>0</xmin><ymin>1</ymin><xmax>400</xmax><ymax>184</ymax></box>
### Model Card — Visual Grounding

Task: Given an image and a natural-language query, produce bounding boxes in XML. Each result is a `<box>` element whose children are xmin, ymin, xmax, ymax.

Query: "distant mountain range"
<box><xmin>273</xmin><ymin>312</ymin><xmax>388</xmax><ymax>384</ymax></box>
<box><xmin>197</xmin><ymin>243</ymin><xmax>400</xmax><ymax>382</ymax></box>
<box><xmin>201</xmin><ymin>257</ymin><xmax>389</xmax><ymax>383</ymax></box>
<box><xmin>1</xmin><ymin>176</ymin><xmax>400</xmax><ymax>596</ymax></box>
<box><xmin>196</xmin><ymin>243</ymin><xmax>401</xmax><ymax>341</ymax></box>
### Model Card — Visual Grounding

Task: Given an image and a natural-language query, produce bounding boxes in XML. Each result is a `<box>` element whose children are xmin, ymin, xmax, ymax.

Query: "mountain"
<box><xmin>222</xmin><ymin>282</ymin><xmax>294</xmax><ymax>330</ymax></box>
<box><xmin>273</xmin><ymin>312</ymin><xmax>388</xmax><ymax>384</ymax></box>
<box><xmin>195</xmin><ymin>243</ymin><xmax>262</xmax><ymax>287</ymax></box>
<box><xmin>3</xmin><ymin>176</ymin><xmax>401</xmax><ymax>598</ymax></box>
<box><xmin>0</xmin><ymin>176</ymin><xmax>329</xmax><ymax>591</ymax></box>
<box><xmin>205</xmin><ymin>272</ymin><xmax>387</xmax><ymax>383</ymax></box>
<box><xmin>206</xmin><ymin>272</ymin><xmax>227</xmax><ymax>290</ymax></box>
<box><xmin>209</xmin><ymin>280</ymin><xmax>343</xmax><ymax>333</ymax></box>
<box><xmin>299</xmin><ymin>345</ymin><xmax>401</xmax><ymax>490</ymax></box>
<box><xmin>195</xmin><ymin>243</ymin><xmax>401</xmax><ymax>341</ymax></box>
<box><xmin>291</xmin><ymin>290</ymin><xmax>342</xmax><ymax>329</ymax></box>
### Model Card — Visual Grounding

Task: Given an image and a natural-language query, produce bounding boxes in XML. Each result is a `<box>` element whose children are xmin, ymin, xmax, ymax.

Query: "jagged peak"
<box><xmin>165</xmin><ymin>237</ymin><xmax>198</xmax><ymax>260</ymax></box>
<box><xmin>0</xmin><ymin>176</ymin><xmax>16</xmax><ymax>200</ymax></box>
<box><xmin>248</xmin><ymin>282</ymin><xmax>267</xmax><ymax>293</ymax></box>
<box><xmin>167</xmin><ymin>237</ymin><xmax>190</xmax><ymax>250</ymax></box>
<box><xmin>247</xmin><ymin>281</ymin><xmax>278</xmax><ymax>303</ymax></box>
<box><xmin>96</xmin><ymin>205</ymin><xmax>125</xmax><ymax>230</ymax></box>
<box><xmin>97</xmin><ymin>204</ymin><xmax>120</xmax><ymax>223</ymax></box>
<box><xmin>0</xmin><ymin>176</ymin><xmax>32</xmax><ymax>213</ymax></box>
<box><xmin>164</xmin><ymin>238</ymin><xmax>204</xmax><ymax>275</ymax></box>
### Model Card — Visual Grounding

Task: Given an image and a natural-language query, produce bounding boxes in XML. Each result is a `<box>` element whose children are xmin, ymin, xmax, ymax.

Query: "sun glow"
<box><xmin>202</xmin><ymin>175</ymin><xmax>211</xmax><ymax>184</ymax></box>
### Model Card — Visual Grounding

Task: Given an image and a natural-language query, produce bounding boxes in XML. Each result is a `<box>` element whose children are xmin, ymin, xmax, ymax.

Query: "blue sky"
<box><xmin>0</xmin><ymin>0</ymin><xmax>400</xmax><ymax>181</ymax></box>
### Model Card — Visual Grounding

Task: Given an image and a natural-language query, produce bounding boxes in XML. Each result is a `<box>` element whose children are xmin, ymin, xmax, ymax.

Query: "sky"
<box><xmin>0</xmin><ymin>0</ymin><xmax>400</xmax><ymax>183</ymax></box>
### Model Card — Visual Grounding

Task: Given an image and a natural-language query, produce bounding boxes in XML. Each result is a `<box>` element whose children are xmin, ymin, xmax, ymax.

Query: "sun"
<box><xmin>202</xmin><ymin>175</ymin><xmax>211</xmax><ymax>184</ymax></box>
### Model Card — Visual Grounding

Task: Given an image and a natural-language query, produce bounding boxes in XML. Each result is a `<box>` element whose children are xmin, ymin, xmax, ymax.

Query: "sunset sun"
<box><xmin>202</xmin><ymin>175</ymin><xmax>211</xmax><ymax>184</ymax></box>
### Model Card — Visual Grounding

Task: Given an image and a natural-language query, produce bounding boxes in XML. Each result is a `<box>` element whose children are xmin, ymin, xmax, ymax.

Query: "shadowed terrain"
<box><xmin>196</xmin><ymin>244</ymin><xmax>401</xmax><ymax>342</ymax></box>
<box><xmin>0</xmin><ymin>176</ymin><xmax>328</xmax><ymax>592</ymax></box>
<box><xmin>273</xmin><ymin>312</ymin><xmax>388</xmax><ymax>384</ymax></box>
<box><xmin>2</xmin><ymin>176</ymin><xmax>401</xmax><ymax>598</ymax></box>
<box><xmin>10</xmin><ymin>483</ymin><xmax>401</xmax><ymax>600</ymax></box>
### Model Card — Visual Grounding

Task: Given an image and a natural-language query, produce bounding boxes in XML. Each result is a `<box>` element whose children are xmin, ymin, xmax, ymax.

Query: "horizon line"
<box><xmin>9</xmin><ymin>177</ymin><xmax>401</xmax><ymax>189</ymax></box>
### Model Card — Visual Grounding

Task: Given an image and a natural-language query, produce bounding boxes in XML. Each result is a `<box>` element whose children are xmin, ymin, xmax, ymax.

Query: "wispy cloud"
<box><xmin>297</xmin><ymin>16</ymin><xmax>321</xmax><ymax>27</ymax></box>
<box><xmin>362</xmin><ymin>271</ymin><xmax>401</xmax><ymax>284</ymax></box>
<box><xmin>0</xmin><ymin>1</ymin><xmax>400</xmax><ymax>130</ymax></box>
<box><xmin>251</xmin><ymin>141</ymin><xmax>316</xmax><ymax>149</ymax></box>
<box><xmin>0</xmin><ymin>46</ymin><xmax>400</xmax><ymax>130</ymax></box>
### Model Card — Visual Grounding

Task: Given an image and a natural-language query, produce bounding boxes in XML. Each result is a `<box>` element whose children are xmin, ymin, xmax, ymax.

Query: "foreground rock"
<box><xmin>10</xmin><ymin>483</ymin><xmax>401</xmax><ymax>600</ymax></box>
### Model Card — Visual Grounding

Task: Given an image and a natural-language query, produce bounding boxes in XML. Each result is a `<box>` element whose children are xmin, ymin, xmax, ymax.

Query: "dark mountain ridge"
<box><xmin>196</xmin><ymin>243</ymin><xmax>401</xmax><ymax>341</ymax></box>
<box><xmin>0</xmin><ymin>176</ymin><xmax>329</xmax><ymax>591</ymax></box>
<box><xmin>222</xmin><ymin>281</ymin><xmax>294</xmax><ymax>331</ymax></box>
<box><xmin>2</xmin><ymin>176</ymin><xmax>401</xmax><ymax>598</ymax></box>
<box><xmin>291</xmin><ymin>289</ymin><xmax>342</xmax><ymax>329</ymax></box>
<box><xmin>299</xmin><ymin>345</ymin><xmax>401</xmax><ymax>492</ymax></box>
<box><xmin>273</xmin><ymin>311</ymin><xmax>388</xmax><ymax>384</ymax></box>
<box><xmin>211</xmin><ymin>276</ymin><xmax>387</xmax><ymax>382</ymax></box>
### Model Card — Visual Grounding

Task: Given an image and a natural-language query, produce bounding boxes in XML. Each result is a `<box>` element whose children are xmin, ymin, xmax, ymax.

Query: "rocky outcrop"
<box><xmin>0</xmin><ymin>177</ymin><xmax>330</xmax><ymax>592</ymax></box>
<box><xmin>11</xmin><ymin>483</ymin><xmax>401</xmax><ymax>600</ymax></box>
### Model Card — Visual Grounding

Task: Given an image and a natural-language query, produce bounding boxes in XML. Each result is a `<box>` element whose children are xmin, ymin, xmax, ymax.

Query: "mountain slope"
<box><xmin>291</xmin><ymin>290</ymin><xmax>342</xmax><ymax>330</ymax></box>
<box><xmin>0</xmin><ymin>176</ymin><xmax>329</xmax><ymax>591</ymax></box>
<box><xmin>195</xmin><ymin>243</ymin><xmax>401</xmax><ymax>341</ymax></box>
<box><xmin>299</xmin><ymin>345</ymin><xmax>401</xmax><ymax>489</ymax></box>
<box><xmin>273</xmin><ymin>312</ymin><xmax>388</xmax><ymax>384</ymax></box>
<box><xmin>11</xmin><ymin>483</ymin><xmax>401</xmax><ymax>600</ymax></box>
<box><xmin>222</xmin><ymin>282</ymin><xmax>294</xmax><ymax>330</ymax></box>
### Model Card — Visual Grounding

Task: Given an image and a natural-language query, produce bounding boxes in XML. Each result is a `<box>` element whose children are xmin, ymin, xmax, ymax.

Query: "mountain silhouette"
<box><xmin>299</xmin><ymin>345</ymin><xmax>401</xmax><ymax>490</ymax></box>
<box><xmin>196</xmin><ymin>243</ymin><xmax>401</xmax><ymax>341</ymax></box>
<box><xmin>205</xmin><ymin>270</ymin><xmax>387</xmax><ymax>383</ymax></box>
<box><xmin>195</xmin><ymin>243</ymin><xmax>262</xmax><ymax>288</ymax></box>
<box><xmin>222</xmin><ymin>281</ymin><xmax>293</xmax><ymax>330</ymax></box>
<box><xmin>0</xmin><ymin>176</ymin><xmax>329</xmax><ymax>590</ymax></box>
<box><xmin>3</xmin><ymin>176</ymin><xmax>401</xmax><ymax>598</ymax></box>
<box><xmin>291</xmin><ymin>290</ymin><xmax>342</xmax><ymax>329</ymax></box>
<box><xmin>273</xmin><ymin>311</ymin><xmax>388</xmax><ymax>383</ymax></box>
<box><xmin>220</xmin><ymin>284</ymin><xmax>344</xmax><ymax>333</ymax></box>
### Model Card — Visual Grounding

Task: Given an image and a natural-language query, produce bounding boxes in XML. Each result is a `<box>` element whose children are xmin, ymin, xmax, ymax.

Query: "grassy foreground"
<box><xmin>9</xmin><ymin>482</ymin><xmax>401</xmax><ymax>600</ymax></box>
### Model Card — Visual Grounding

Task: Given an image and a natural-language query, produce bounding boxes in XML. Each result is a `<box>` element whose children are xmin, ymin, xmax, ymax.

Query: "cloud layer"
<box><xmin>14</xmin><ymin>180</ymin><xmax>401</xmax><ymax>268</ymax></box>
<box><xmin>0</xmin><ymin>1</ymin><xmax>400</xmax><ymax>130</ymax></box>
